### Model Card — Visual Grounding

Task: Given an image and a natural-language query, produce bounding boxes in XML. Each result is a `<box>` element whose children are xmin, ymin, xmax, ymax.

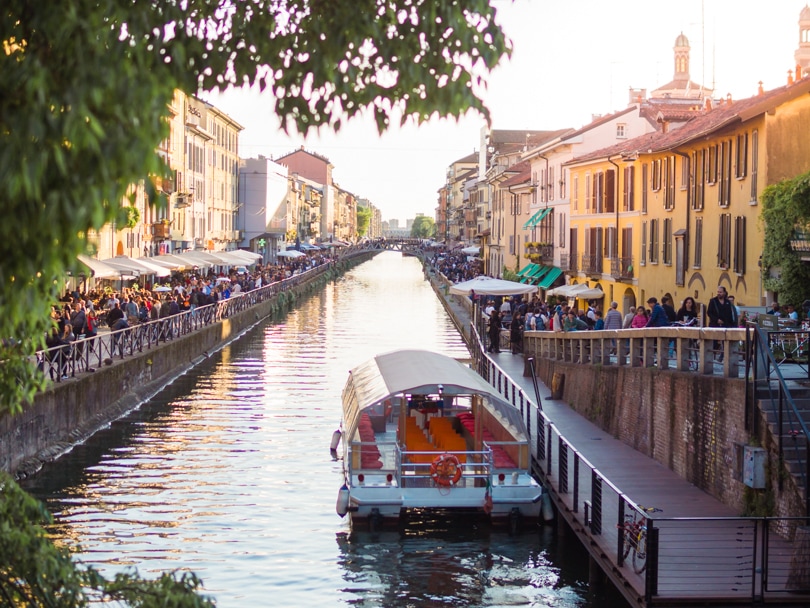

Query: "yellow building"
<box><xmin>567</xmin><ymin>76</ymin><xmax>810</xmax><ymax>315</ymax></box>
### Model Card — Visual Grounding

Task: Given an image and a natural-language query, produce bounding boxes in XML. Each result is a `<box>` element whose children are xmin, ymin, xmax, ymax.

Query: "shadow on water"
<box><xmin>336</xmin><ymin>513</ymin><xmax>630</xmax><ymax>608</ymax></box>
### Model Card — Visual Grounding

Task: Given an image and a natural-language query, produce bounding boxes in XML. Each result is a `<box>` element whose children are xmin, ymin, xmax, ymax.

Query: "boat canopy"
<box><xmin>341</xmin><ymin>349</ymin><xmax>527</xmax><ymax>440</ymax></box>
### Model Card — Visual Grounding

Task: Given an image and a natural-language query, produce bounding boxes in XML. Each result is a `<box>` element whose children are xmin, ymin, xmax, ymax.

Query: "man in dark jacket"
<box><xmin>645</xmin><ymin>297</ymin><xmax>671</xmax><ymax>328</ymax></box>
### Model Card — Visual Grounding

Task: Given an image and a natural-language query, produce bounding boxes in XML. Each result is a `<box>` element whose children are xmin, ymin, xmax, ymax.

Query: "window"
<box><xmin>718</xmin><ymin>140</ymin><xmax>732</xmax><ymax>207</ymax></box>
<box><xmin>532</xmin><ymin>171</ymin><xmax>538</xmax><ymax>205</ymax></box>
<box><xmin>651</xmin><ymin>158</ymin><xmax>662</xmax><ymax>191</ymax></box>
<box><xmin>616</xmin><ymin>123</ymin><xmax>627</xmax><ymax>138</ymax></box>
<box><xmin>585</xmin><ymin>173</ymin><xmax>592</xmax><ymax>212</ymax></box>
<box><xmin>707</xmin><ymin>144</ymin><xmax>718</xmax><ymax>184</ymax></box>
<box><xmin>557</xmin><ymin>212</ymin><xmax>566</xmax><ymax>248</ymax></box>
<box><xmin>692</xmin><ymin>217</ymin><xmax>703</xmax><ymax>268</ymax></box>
<box><xmin>621</xmin><ymin>227</ymin><xmax>632</xmax><ymax>267</ymax></box>
<box><xmin>594</xmin><ymin>171</ymin><xmax>604</xmax><ymax>213</ymax></box>
<box><xmin>605</xmin><ymin>169</ymin><xmax>616</xmax><ymax>213</ymax></box>
<box><xmin>680</xmin><ymin>154</ymin><xmax>690</xmax><ymax>189</ymax></box>
<box><xmin>548</xmin><ymin>166</ymin><xmax>555</xmax><ymax>202</ymax></box>
<box><xmin>750</xmin><ymin>130</ymin><xmax>759</xmax><ymax>203</ymax></box>
<box><xmin>662</xmin><ymin>218</ymin><xmax>672</xmax><ymax>264</ymax></box>
<box><xmin>718</xmin><ymin>213</ymin><xmax>732</xmax><ymax>268</ymax></box>
<box><xmin>559</xmin><ymin>168</ymin><xmax>566</xmax><ymax>199</ymax></box>
<box><xmin>649</xmin><ymin>218</ymin><xmax>660</xmax><ymax>263</ymax></box>
<box><xmin>623</xmin><ymin>165</ymin><xmax>635</xmax><ymax>211</ymax></box>
<box><xmin>572</xmin><ymin>174</ymin><xmax>579</xmax><ymax>210</ymax></box>
<box><xmin>735</xmin><ymin>133</ymin><xmax>748</xmax><ymax>179</ymax></box>
<box><xmin>642</xmin><ymin>163</ymin><xmax>649</xmax><ymax>213</ymax></box>
<box><xmin>604</xmin><ymin>226</ymin><xmax>618</xmax><ymax>259</ymax></box>
<box><xmin>692</xmin><ymin>149</ymin><xmax>704</xmax><ymax>210</ymax></box>
<box><xmin>733</xmin><ymin>216</ymin><xmax>746</xmax><ymax>273</ymax></box>
<box><xmin>641</xmin><ymin>221</ymin><xmax>648</xmax><ymax>266</ymax></box>
<box><xmin>664</xmin><ymin>156</ymin><xmax>676</xmax><ymax>210</ymax></box>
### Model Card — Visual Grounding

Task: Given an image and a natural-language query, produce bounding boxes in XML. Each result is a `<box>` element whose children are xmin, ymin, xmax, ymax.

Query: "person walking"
<box><xmin>604</xmin><ymin>301</ymin><xmax>623</xmax><ymax>330</ymax></box>
<box><xmin>623</xmin><ymin>306</ymin><xmax>636</xmax><ymax>329</ymax></box>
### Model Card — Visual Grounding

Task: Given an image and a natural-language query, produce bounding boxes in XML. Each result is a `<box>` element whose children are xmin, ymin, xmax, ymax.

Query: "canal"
<box><xmin>21</xmin><ymin>251</ymin><xmax>628</xmax><ymax>607</ymax></box>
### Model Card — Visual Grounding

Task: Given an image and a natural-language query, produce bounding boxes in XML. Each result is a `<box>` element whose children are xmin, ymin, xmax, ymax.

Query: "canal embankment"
<box><xmin>1</xmin><ymin>251</ymin><xmax>377</xmax><ymax>478</ymax></box>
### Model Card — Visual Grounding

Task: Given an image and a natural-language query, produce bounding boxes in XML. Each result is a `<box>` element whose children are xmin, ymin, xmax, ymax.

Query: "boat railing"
<box><xmin>483</xmin><ymin>440</ymin><xmax>531</xmax><ymax>470</ymax></box>
<box><xmin>396</xmin><ymin>447</ymin><xmax>493</xmax><ymax>489</ymax></box>
<box><xmin>347</xmin><ymin>440</ymin><xmax>398</xmax><ymax>476</ymax></box>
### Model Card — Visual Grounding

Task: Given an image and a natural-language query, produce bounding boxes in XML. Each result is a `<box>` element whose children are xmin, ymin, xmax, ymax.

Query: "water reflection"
<box><xmin>20</xmin><ymin>252</ymin><xmax>617</xmax><ymax>607</ymax></box>
<box><xmin>336</xmin><ymin>522</ymin><xmax>589</xmax><ymax>607</ymax></box>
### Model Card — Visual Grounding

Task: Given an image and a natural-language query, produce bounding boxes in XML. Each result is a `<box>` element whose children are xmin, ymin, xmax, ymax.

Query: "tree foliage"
<box><xmin>0</xmin><ymin>471</ymin><xmax>215</xmax><ymax>607</ymax></box>
<box><xmin>410</xmin><ymin>215</ymin><xmax>436</xmax><ymax>238</ymax></box>
<box><xmin>0</xmin><ymin>0</ymin><xmax>511</xmax><ymax>415</ymax></box>
<box><xmin>355</xmin><ymin>206</ymin><xmax>372</xmax><ymax>237</ymax></box>
<box><xmin>761</xmin><ymin>170</ymin><xmax>810</xmax><ymax>305</ymax></box>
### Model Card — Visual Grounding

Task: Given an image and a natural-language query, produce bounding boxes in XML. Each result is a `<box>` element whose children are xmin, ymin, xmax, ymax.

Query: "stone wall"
<box><xmin>531</xmin><ymin>356</ymin><xmax>804</xmax><ymax>518</ymax></box>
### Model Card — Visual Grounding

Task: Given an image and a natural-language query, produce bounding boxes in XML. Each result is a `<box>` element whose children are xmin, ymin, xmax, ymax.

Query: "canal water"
<box><xmin>21</xmin><ymin>251</ymin><xmax>628</xmax><ymax>607</ymax></box>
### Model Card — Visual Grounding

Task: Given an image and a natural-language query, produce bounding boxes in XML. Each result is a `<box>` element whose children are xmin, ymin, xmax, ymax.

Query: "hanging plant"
<box><xmin>116</xmin><ymin>204</ymin><xmax>141</xmax><ymax>229</ymax></box>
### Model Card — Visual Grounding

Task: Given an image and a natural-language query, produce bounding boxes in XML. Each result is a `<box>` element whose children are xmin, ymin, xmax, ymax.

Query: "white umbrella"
<box><xmin>461</xmin><ymin>246</ymin><xmax>480</xmax><ymax>255</ymax></box>
<box><xmin>277</xmin><ymin>250</ymin><xmax>305</xmax><ymax>258</ymax></box>
<box><xmin>153</xmin><ymin>286</ymin><xmax>172</xmax><ymax>292</ymax></box>
<box><xmin>547</xmin><ymin>283</ymin><xmax>605</xmax><ymax>299</ymax></box>
<box><xmin>76</xmin><ymin>254</ymin><xmax>121</xmax><ymax>279</ymax></box>
<box><xmin>216</xmin><ymin>277</ymin><xmax>232</xmax><ymax>283</ymax></box>
<box><xmin>448</xmin><ymin>275</ymin><xmax>537</xmax><ymax>296</ymax></box>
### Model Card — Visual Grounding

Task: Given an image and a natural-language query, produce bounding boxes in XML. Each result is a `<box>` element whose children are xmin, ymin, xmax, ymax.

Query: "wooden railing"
<box><xmin>523</xmin><ymin>326</ymin><xmax>748</xmax><ymax>379</ymax></box>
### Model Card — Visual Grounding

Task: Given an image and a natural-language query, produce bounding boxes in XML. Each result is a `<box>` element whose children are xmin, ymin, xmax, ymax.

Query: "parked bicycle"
<box><xmin>618</xmin><ymin>505</ymin><xmax>662</xmax><ymax>573</ymax></box>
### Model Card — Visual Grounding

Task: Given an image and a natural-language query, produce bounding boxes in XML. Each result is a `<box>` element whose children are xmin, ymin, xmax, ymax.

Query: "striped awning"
<box><xmin>516</xmin><ymin>263</ymin><xmax>538</xmax><ymax>277</ymax></box>
<box><xmin>538</xmin><ymin>266</ymin><xmax>563</xmax><ymax>289</ymax></box>
<box><xmin>521</xmin><ymin>265</ymin><xmax>550</xmax><ymax>284</ymax></box>
<box><xmin>522</xmin><ymin>207</ymin><xmax>551</xmax><ymax>229</ymax></box>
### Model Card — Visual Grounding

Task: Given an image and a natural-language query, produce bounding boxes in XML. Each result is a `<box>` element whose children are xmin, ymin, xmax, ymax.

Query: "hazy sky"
<box><xmin>207</xmin><ymin>1</ymin><xmax>806</xmax><ymax>224</ymax></box>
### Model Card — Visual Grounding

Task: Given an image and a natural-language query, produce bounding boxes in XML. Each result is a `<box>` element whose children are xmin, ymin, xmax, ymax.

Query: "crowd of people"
<box><xmin>43</xmin><ymin>252</ymin><xmax>340</xmax><ymax>378</ymax></box>
<box><xmin>471</xmin><ymin>285</ymin><xmax>790</xmax><ymax>357</ymax></box>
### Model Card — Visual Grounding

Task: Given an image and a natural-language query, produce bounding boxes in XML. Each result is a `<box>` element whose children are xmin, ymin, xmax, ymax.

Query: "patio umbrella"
<box><xmin>277</xmin><ymin>250</ymin><xmax>305</xmax><ymax>258</ymax></box>
<box><xmin>461</xmin><ymin>246</ymin><xmax>481</xmax><ymax>255</ymax></box>
<box><xmin>216</xmin><ymin>277</ymin><xmax>232</xmax><ymax>283</ymax></box>
<box><xmin>153</xmin><ymin>286</ymin><xmax>172</xmax><ymax>292</ymax></box>
<box><xmin>448</xmin><ymin>275</ymin><xmax>537</xmax><ymax>296</ymax></box>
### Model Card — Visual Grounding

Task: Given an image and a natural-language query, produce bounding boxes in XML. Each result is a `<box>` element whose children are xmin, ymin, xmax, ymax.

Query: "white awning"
<box><xmin>101</xmin><ymin>256</ymin><xmax>171</xmax><ymax>277</ymax></box>
<box><xmin>76</xmin><ymin>254</ymin><xmax>122</xmax><ymax>279</ymax></box>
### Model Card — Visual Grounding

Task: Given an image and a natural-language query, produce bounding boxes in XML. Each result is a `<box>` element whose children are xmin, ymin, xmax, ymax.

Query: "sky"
<box><xmin>206</xmin><ymin>0</ymin><xmax>806</xmax><ymax>225</ymax></box>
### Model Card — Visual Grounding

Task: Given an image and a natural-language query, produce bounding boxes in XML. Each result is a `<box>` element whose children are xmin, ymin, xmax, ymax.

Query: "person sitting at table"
<box><xmin>786</xmin><ymin>304</ymin><xmax>799</xmax><ymax>325</ymax></box>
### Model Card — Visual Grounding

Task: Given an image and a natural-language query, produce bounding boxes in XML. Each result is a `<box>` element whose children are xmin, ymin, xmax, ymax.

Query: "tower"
<box><xmin>795</xmin><ymin>5</ymin><xmax>810</xmax><ymax>76</ymax></box>
<box><xmin>674</xmin><ymin>32</ymin><xmax>690</xmax><ymax>83</ymax></box>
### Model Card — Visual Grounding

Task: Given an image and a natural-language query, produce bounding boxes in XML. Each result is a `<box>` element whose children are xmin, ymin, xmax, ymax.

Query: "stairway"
<box><xmin>757</xmin><ymin>385</ymin><xmax>810</xmax><ymax>498</ymax></box>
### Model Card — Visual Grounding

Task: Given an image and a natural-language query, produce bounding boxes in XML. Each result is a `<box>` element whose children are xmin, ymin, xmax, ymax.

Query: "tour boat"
<box><xmin>334</xmin><ymin>349</ymin><xmax>542</xmax><ymax>531</ymax></box>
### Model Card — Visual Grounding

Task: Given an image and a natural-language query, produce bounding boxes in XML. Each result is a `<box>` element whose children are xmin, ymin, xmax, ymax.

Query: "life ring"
<box><xmin>430</xmin><ymin>453</ymin><xmax>462</xmax><ymax>487</ymax></box>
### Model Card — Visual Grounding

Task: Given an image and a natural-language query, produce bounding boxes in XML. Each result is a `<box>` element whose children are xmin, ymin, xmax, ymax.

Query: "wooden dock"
<box><xmin>487</xmin><ymin>351</ymin><xmax>809</xmax><ymax>607</ymax></box>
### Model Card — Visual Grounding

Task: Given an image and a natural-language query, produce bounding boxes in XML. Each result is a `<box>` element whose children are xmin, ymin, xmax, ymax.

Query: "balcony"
<box><xmin>152</xmin><ymin>222</ymin><xmax>171</xmax><ymax>239</ymax></box>
<box><xmin>790</xmin><ymin>232</ymin><xmax>810</xmax><ymax>253</ymax></box>
<box><xmin>581</xmin><ymin>253</ymin><xmax>603</xmax><ymax>276</ymax></box>
<box><xmin>610</xmin><ymin>257</ymin><xmax>634</xmax><ymax>279</ymax></box>
<box><xmin>526</xmin><ymin>243</ymin><xmax>554</xmax><ymax>264</ymax></box>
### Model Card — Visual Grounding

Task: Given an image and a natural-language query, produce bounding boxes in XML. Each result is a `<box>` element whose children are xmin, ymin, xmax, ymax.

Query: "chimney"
<box><xmin>758</xmin><ymin>81</ymin><xmax>764</xmax><ymax>95</ymax></box>
<box><xmin>705</xmin><ymin>97</ymin><xmax>713</xmax><ymax>111</ymax></box>
<box><xmin>726</xmin><ymin>93</ymin><xmax>732</xmax><ymax>104</ymax></box>
<box><xmin>788</xmin><ymin>69</ymin><xmax>794</xmax><ymax>85</ymax></box>
<box><xmin>797</xmin><ymin>64</ymin><xmax>804</xmax><ymax>80</ymax></box>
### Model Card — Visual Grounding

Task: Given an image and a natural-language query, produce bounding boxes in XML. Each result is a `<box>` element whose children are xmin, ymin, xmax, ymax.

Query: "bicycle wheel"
<box><xmin>632</xmin><ymin>530</ymin><xmax>647</xmax><ymax>574</ymax></box>
<box><xmin>621</xmin><ymin>528</ymin><xmax>633</xmax><ymax>559</ymax></box>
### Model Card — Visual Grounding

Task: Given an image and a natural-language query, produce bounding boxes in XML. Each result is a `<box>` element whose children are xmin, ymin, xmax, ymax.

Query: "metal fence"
<box><xmin>36</xmin><ymin>256</ymin><xmax>352</xmax><ymax>383</ymax></box>
<box><xmin>468</xmin><ymin>324</ymin><xmax>810</xmax><ymax>605</ymax></box>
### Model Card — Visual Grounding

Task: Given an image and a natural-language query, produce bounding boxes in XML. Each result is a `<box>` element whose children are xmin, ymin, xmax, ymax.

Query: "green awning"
<box><xmin>522</xmin><ymin>207</ymin><xmax>551</xmax><ymax>229</ymax></box>
<box><xmin>528</xmin><ymin>265</ymin><xmax>551</xmax><ymax>284</ymax></box>
<box><xmin>520</xmin><ymin>265</ymin><xmax>548</xmax><ymax>283</ymax></box>
<box><xmin>538</xmin><ymin>266</ymin><xmax>563</xmax><ymax>289</ymax></box>
<box><xmin>516</xmin><ymin>263</ymin><xmax>537</xmax><ymax>277</ymax></box>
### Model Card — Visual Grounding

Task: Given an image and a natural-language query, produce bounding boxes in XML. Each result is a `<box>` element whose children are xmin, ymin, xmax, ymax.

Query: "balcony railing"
<box><xmin>581</xmin><ymin>253</ymin><xmax>603</xmax><ymax>276</ymax></box>
<box><xmin>559</xmin><ymin>253</ymin><xmax>577</xmax><ymax>272</ymax></box>
<box><xmin>610</xmin><ymin>256</ymin><xmax>634</xmax><ymax>279</ymax></box>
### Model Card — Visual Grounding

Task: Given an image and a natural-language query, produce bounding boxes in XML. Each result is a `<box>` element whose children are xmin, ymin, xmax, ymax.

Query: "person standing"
<box><xmin>707</xmin><ymin>286</ymin><xmax>736</xmax><ymax>361</ymax></box>
<box><xmin>604</xmin><ymin>301</ymin><xmax>623</xmax><ymax>330</ymax></box>
<box><xmin>488</xmin><ymin>310</ymin><xmax>501</xmax><ymax>353</ymax></box>
<box><xmin>623</xmin><ymin>306</ymin><xmax>636</xmax><ymax>329</ymax></box>
<box><xmin>645</xmin><ymin>297</ymin><xmax>671</xmax><ymax>327</ymax></box>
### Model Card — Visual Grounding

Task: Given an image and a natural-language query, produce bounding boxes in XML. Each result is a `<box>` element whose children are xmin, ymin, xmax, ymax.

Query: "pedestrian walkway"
<box><xmin>430</xmin><ymin>278</ymin><xmax>807</xmax><ymax>605</ymax></box>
